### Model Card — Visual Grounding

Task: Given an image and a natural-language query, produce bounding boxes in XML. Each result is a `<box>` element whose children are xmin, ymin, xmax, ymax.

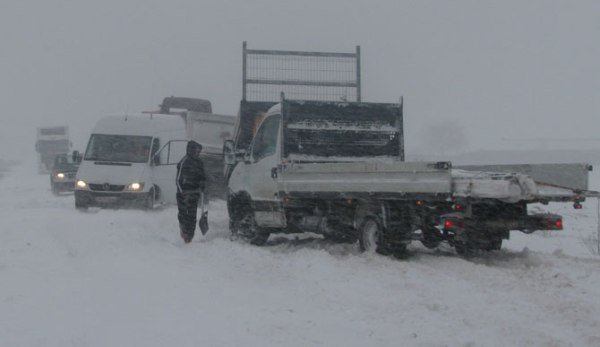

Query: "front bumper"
<box><xmin>51</xmin><ymin>180</ymin><xmax>76</xmax><ymax>192</ymax></box>
<box><xmin>75</xmin><ymin>190</ymin><xmax>147</xmax><ymax>208</ymax></box>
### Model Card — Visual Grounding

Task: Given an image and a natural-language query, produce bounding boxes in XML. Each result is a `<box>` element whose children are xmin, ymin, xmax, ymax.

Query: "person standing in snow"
<box><xmin>176</xmin><ymin>140</ymin><xmax>207</xmax><ymax>243</ymax></box>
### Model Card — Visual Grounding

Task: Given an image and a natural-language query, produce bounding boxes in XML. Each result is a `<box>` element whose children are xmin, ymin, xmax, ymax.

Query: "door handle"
<box><xmin>271</xmin><ymin>167</ymin><xmax>278</xmax><ymax>179</ymax></box>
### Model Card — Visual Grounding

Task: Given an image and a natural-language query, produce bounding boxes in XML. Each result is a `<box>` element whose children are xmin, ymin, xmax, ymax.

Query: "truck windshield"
<box><xmin>84</xmin><ymin>134</ymin><xmax>152</xmax><ymax>163</ymax></box>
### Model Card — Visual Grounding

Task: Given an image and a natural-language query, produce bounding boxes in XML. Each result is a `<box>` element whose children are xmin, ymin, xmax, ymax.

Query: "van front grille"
<box><xmin>89</xmin><ymin>184</ymin><xmax>125</xmax><ymax>192</ymax></box>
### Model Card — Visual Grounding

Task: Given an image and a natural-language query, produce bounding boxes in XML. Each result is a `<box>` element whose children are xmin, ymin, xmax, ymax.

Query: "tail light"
<box><xmin>452</xmin><ymin>203</ymin><xmax>463</xmax><ymax>210</ymax></box>
<box><xmin>443</xmin><ymin>219</ymin><xmax>464</xmax><ymax>229</ymax></box>
<box><xmin>554</xmin><ymin>218</ymin><xmax>563</xmax><ymax>229</ymax></box>
<box><xmin>573</xmin><ymin>202</ymin><xmax>583</xmax><ymax>209</ymax></box>
<box><xmin>543</xmin><ymin>218</ymin><xmax>563</xmax><ymax>229</ymax></box>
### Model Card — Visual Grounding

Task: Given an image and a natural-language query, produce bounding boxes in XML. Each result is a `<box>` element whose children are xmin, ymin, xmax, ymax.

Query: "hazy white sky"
<box><xmin>1</xmin><ymin>0</ymin><xmax>599</xmax><ymax>159</ymax></box>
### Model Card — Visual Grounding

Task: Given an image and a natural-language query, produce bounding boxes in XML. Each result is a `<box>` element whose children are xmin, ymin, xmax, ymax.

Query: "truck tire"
<box><xmin>420</xmin><ymin>225</ymin><xmax>443</xmax><ymax>249</ymax></box>
<box><xmin>359</xmin><ymin>218</ymin><xmax>383</xmax><ymax>254</ymax></box>
<box><xmin>454</xmin><ymin>241</ymin><xmax>476</xmax><ymax>256</ymax></box>
<box><xmin>235</xmin><ymin>211</ymin><xmax>270</xmax><ymax>246</ymax></box>
<box><xmin>359</xmin><ymin>218</ymin><xmax>409</xmax><ymax>258</ymax></box>
<box><xmin>485</xmin><ymin>238</ymin><xmax>503</xmax><ymax>251</ymax></box>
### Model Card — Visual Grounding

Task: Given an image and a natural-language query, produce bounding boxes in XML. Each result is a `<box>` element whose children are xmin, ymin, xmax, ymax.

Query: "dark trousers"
<box><xmin>177</xmin><ymin>191</ymin><xmax>200</xmax><ymax>237</ymax></box>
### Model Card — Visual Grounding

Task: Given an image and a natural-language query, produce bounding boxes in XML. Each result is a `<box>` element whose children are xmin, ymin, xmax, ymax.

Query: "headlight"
<box><xmin>126</xmin><ymin>182</ymin><xmax>144</xmax><ymax>191</ymax></box>
<box><xmin>76</xmin><ymin>180</ymin><xmax>87</xmax><ymax>189</ymax></box>
<box><xmin>54</xmin><ymin>172</ymin><xmax>65</xmax><ymax>179</ymax></box>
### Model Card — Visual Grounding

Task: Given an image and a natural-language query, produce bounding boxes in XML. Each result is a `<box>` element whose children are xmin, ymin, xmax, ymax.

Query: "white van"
<box><xmin>75</xmin><ymin>114</ymin><xmax>188</xmax><ymax>209</ymax></box>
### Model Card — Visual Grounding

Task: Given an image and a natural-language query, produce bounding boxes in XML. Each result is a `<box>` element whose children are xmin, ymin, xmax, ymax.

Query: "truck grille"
<box><xmin>89</xmin><ymin>184</ymin><xmax>125</xmax><ymax>192</ymax></box>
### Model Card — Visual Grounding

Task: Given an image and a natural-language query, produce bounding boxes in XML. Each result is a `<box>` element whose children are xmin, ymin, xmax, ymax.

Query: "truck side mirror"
<box><xmin>223</xmin><ymin>140</ymin><xmax>236</xmax><ymax>165</ymax></box>
<box><xmin>243</xmin><ymin>151</ymin><xmax>252</xmax><ymax>164</ymax></box>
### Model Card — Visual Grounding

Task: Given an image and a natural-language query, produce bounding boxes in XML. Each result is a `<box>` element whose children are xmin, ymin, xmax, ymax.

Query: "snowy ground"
<box><xmin>1</xmin><ymin>160</ymin><xmax>600</xmax><ymax>347</ymax></box>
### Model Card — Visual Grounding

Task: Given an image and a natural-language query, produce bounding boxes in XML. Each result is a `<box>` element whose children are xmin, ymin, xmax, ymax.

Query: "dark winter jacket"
<box><xmin>176</xmin><ymin>141</ymin><xmax>206</xmax><ymax>194</ymax></box>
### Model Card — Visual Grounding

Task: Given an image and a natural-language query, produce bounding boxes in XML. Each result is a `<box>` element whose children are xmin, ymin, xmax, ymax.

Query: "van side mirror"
<box><xmin>152</xmin><ymin>154</ymin><xmax>161</xmax><ymax>166</ymax></box>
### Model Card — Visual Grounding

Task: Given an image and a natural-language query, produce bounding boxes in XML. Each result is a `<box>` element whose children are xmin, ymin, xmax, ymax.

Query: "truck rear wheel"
<box><xmin>359</xmin><ymin>218</ymin><xmax>383</xmax><ymax>254</ymax></box>
<box><xmin>359</xmin><ymin>218</ymin><xmax>408</xmax><ymax>258</ymax></box>
<box><xmin>454</xmin><ymin>241</ymin><xmax>476</xmax><ymax>256</ymax></box>
<box><xmin>421</xmin><ymin>225</ymin><xmax>443</xmax><ymax>249</ymax></box>
<box><xmin>485</xmin><ymin>238</ymin><xmax>503</xmax><ymax>251</ymax></box>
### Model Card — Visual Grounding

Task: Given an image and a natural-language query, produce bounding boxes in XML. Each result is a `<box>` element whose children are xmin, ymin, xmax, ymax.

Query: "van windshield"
<box><xmin>84</xmin><ymin>134</ymin><xmax>152</xmax><ymax>163</ymax></box>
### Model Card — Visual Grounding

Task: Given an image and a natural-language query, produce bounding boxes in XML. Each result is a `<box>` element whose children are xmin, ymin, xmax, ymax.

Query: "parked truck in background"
<box><xmin>222</xmin><ymin>43</ymin><xmax>593</xmax><ymax>256</ymax></box>
<box><xmin>35</xmin><ymin>126</ymin><xmax>70</xmax><ymax>173</ymax></box>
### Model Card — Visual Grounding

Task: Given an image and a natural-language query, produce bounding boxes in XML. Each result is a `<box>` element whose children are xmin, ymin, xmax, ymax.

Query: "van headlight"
<box><xmin>76</xmin><ymin>180</ymin><xmax>88</xmax><ymax>189</ymax></box>
<box><xmin>126</xmin><ymin>182</ymin><xmax>144</xmax><ymax>191</ymax></box>
<box><xmin>54</xmin><ymin>172</ymin><xmax>65</xmax><ymax>179</ymax></box>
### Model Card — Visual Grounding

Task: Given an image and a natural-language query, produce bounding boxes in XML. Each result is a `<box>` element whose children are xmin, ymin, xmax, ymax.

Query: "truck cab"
<box><xmin>223</xmin><ymin>98</ymin><xmax>449</xmax><ymax>251</ymax></box>
<box><xmin>227</xmin><ymin>105</ymin><xmax>284</xmax><ymax>228</ymax></box>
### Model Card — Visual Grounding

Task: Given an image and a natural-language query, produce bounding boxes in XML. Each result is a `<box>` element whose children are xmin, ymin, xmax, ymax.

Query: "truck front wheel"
<box><xmin>235</xmin><ymin>211</ymin><xmax>270</xmax><ymax>246</ymax></box>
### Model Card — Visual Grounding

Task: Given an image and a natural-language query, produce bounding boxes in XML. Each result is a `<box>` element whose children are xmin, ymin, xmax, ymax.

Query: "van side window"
<box><xmin>155</xmin><ymin>140</ymin><xmax>188</xmax><ymax>165</ymax></box>
<box><xmin>252</xmin><ymin>115</ymin><xmax>280</xmax><ymax>162</ymax></box>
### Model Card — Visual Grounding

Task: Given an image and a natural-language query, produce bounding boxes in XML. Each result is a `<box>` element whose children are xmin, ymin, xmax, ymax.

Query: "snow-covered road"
<box><xmin>1</xmin><ymin>160</ymin><xmax>600</xmax><ymax>346</ymax></box>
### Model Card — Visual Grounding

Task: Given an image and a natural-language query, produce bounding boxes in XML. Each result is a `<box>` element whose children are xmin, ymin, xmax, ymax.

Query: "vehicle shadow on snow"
<box><xmin>411</xmin><ymin>243</ymin><xmax>546</xmax><ymax>267</ymax></box>
<box><xmin>263</xmin><ymin>233</ymin><xmax>363</xmax><ymax>257</ymax></box>
<box><xmin>261</xmin><ymin>233</ymin><xmax>545</xmax><ymax>266</ymax></box>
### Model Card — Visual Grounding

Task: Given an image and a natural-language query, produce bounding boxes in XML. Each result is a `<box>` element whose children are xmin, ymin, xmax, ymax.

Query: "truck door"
<box><xmin>151</xmin><ymin>139</ymin><xmax>188</xmax><ymax>205</ymax></box>
<box><xmin>245</xmin><ymin>114</ymin><xmax>284</xmax><ymax>227</ymax></box>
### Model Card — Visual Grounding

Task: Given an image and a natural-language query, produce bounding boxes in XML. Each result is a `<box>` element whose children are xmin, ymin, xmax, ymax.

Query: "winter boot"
<box><xmin>180</xmin><ymin>225</ymin><xmax>194</xmax><ymax>243</ymax></box>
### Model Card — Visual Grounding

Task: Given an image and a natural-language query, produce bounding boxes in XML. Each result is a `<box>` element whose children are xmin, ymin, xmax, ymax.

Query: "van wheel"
<box><xmin>235</xmin><ymin>211</ymin><xmax>270</xmax><ymax>246</ymax></box>
<box><xmin>75</xmin><ymin>196</ymin><xmax>88</xmax><ymax>210</ymax></box>
<box><xmin>144</xmin><ymin>188</ymin><xmax>155</xmax><ymax>210</ymax></box>
<box><xmin>359</xmin><ymin>218</ymin><xmax>383</xmax><ymax>254</ymax></box>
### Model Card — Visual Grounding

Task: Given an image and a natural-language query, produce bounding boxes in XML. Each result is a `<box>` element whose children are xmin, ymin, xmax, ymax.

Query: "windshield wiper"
<box><xmin>93</xmin><ymin>161</ymin><xmax>132</xmax><ymax>166</ymax></box>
